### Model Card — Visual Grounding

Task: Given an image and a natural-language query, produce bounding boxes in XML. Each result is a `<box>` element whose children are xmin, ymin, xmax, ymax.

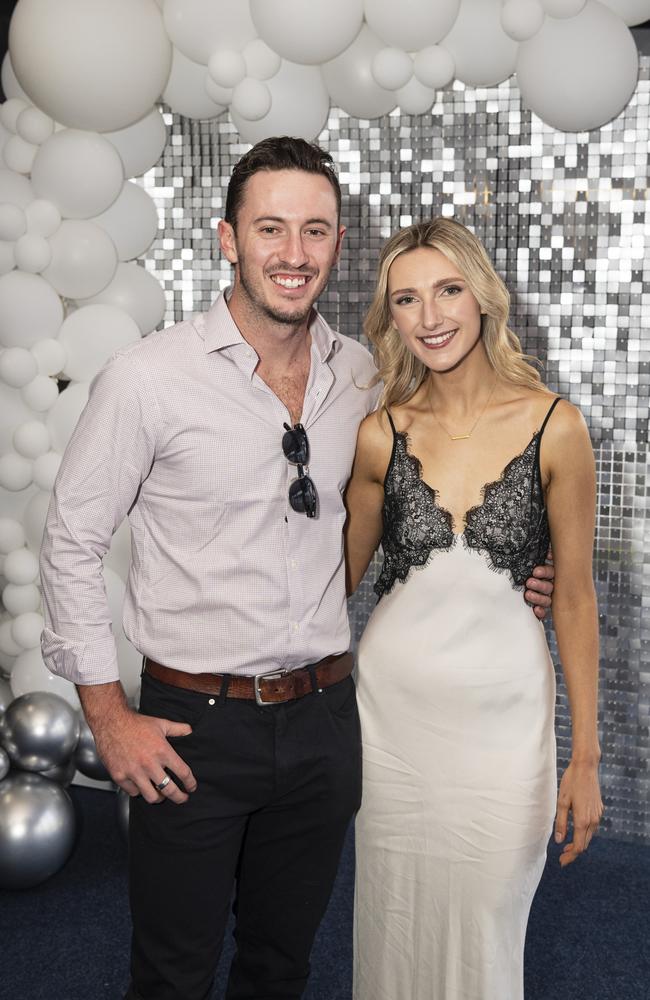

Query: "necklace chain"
<box><xmin>428</xmin><ymin>379</ymin><xmax>498</xmax><ymax>441</ymax></box>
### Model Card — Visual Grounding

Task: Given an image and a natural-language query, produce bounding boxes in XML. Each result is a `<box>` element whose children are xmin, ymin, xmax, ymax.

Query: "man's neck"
<box><xmin>226</xmin><ymin>287</ymin><xmax>313</xmax><ymax>371</ymax></box>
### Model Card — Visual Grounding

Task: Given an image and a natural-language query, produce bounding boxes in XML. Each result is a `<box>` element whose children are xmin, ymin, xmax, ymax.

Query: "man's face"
<box><xmin>219</xmin><ymin>169</ymin><xmax>345</xmax><ymax>327</ymax></box>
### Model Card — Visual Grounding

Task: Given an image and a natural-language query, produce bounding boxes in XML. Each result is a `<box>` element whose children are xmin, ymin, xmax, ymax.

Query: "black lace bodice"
<box><xmin>374</xmin><ymin>398</ymin><xmax>561</xmax><ymax>599</ymax></box>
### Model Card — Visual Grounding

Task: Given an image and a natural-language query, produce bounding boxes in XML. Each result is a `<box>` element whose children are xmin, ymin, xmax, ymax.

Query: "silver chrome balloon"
<box><xmin>0</xmin><ymin>691</ymin><xmax>80</xmax><ymax>771</ymax></box>
<box><xmin>40</xmin><ymin>755</ymin><xmax>77</xmax><ymax>786</ymax></box>
<box><xmin>0</xmin><ymin>772</ymin><xmax>76</xmax><ymax>888</ymax></box>
<box><xmin>75</xmin><ymin>713</ymin><xmax>111</xmax><ymax>781</ymax></box>
<box><xmin>0</xmin><ymin>677</ymin><xmax>13</xmax><ymax>717</ymax></box>
<box><xmin>0</xmin><ymin>746</ymin><xmax>9</xmax><ymax>781</ymax></box>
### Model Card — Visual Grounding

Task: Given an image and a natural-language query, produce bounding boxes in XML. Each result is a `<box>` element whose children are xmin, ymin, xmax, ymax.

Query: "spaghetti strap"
<box><xmin>384</xmin><ymin>408</ymin><xmax>398</xmax><ymax>437</ymax></box>
<box><xmin>539</xmin><ymin>396</ymin><xmax>561</xmax><ymax>438</ymax></box>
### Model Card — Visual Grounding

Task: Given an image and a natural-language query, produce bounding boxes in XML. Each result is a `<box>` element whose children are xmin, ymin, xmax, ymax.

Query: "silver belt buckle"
<box><xmin>254</xmin><ymin>668</ymin><xmax>289</xmax><ymax>706</ymax></box>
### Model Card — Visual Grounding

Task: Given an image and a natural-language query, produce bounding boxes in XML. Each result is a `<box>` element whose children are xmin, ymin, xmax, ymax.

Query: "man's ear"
<box><xmin>218</xmin><ymin>219</ymin><xmax>238</xmax><ymax>264</ymax></box>
<box><xmin>334</xmin><ymin>224</ymin><xmax>346</xmax><ymax>265</ymax></box>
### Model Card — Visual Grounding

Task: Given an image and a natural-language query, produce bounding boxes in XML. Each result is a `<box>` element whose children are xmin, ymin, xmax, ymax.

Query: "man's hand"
<box><xmin>525</xmin><ymin>547</ymin><xmax>555</xmax><ymax>620</ymax></box>
<box><xmin>77</xmin><ymin>681</ymin><xmax>197</xmax><ymax>804</ymax></box>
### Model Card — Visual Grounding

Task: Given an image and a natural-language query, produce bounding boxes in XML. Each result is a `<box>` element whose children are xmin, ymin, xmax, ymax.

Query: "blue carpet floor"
<box><xmin>0</xmin><ymin>787</ymin><xmax>648</xmax><ymax>1000</ymax></box>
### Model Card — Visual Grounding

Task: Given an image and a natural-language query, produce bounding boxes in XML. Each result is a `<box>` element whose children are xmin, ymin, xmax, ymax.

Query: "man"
<box><xmin>40</xmin><ymin>137</ymin><xmax>553</xmax><ymax>1000</ymax></box>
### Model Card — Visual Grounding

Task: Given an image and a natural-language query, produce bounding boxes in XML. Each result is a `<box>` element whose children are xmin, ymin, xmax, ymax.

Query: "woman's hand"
<box><xmin>554</xmin><ymin>759</ymin><xmax>603</xmax><ymax>867</ymax></box>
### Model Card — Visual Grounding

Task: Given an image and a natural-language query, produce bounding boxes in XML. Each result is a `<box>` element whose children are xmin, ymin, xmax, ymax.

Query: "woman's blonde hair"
<box><xmin>365</xmin><ymin>217</ymin><xmax>543</xmax><ymax>408</ymax></box>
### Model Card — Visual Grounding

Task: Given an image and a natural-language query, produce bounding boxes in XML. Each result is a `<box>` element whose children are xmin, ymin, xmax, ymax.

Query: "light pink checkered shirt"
<box><xmin>40</xmin><ymin>293</ymin><xmax>379</xmax><ymax>685</ymax></box>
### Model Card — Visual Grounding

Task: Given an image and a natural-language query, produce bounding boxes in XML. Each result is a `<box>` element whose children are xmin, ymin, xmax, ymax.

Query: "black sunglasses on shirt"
<box><xmin>282</xmin><ymin>422</ymin><xmax>318</xmax><ymax>518</ymax></box>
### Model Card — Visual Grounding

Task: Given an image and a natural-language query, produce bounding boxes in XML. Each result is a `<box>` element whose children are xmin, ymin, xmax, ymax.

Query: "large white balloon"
<box><xmin>9</xmin><ymin>0</ymin><xmax>172</xmax><ymax>133</ymax></box>
<box><xmin>10</xmin><ymin>648</ymin><xmax>80</xmax><ymax>709</ymax></box>
<box><xmin>413</xmin><ymin>46</ymin><xmax>456</xmax><ymax>89</ymax></box>
<box><xmin>11</xmin><ymin>611</ymin><xmax>44</xmax><ymax>650</ymax></box>
<box><xmin>0</xmin><ymin>453</ymin><xmax>32</xmax><ymax>492</ymax></box>
<box><xmin>0</xmin><ymin>348</ymin><xmax>38</xmax><ymax>388</ymax></box>
<box><xmin>0</xmin><ymin>204</ymin><xmax>26</xmax><ymax>242</ymax></box>
<box><xmin>13</xmin><ymin>420</ymin><xmax>51</xmax><ymax>459</ymax></box>
<box><xmin>0</xmin><ymin>517</ymin><xmax>25</xmax><ymax>553</ymax></box>
<box><xmin>3</xmin><ymin>583</ymin><xmax>42</xmax><ymax>616</ymax></box>
<box><xmin>250</xmin><ymin>0</ymin><xmax>364</xmax><ymax>64</ymax></box>
<box><xmin>396</xmin><ymin>78</ymin><xmax>436</xmax><ymax>115</ymax></box>
<box><xmin>365</xmin><ymin>0</ymin><xmax>461</xmax><ymax>51</ymax></box>
<box><xmin>0</xmin><ymin>271</ymin><xmax>64</xmax><ymax>348</ymax></box>
<box><xmin>14</xmin><ymin>234</ymin><xmax>52</xmax><ymax>274</ymax></box>
<box><xmin>243</xmin><ymin>39</ymin><xmax>282</xmax><ymax>81</ymax></box>
<box><xmin>4</xmin><ymin>547</ymin><xmax>39</xmax><ymax>585</ymax></box>
<box><xmin>372</xmin><ymin>49</ymin><xmax>414</xmax><ymax>91</ymax></box>
<box><xmin>208</xmin><ymin>50</ymin><xmax>247</xmax><ymax>90</ymax></box>
<box><xmin>231</xmin><ymin>60</ymin><xmax>330</xmax><ymax>143</ymax></box>
<box><xmin>162</xmin><ymin>47</ymin><xmax>227</xmax><ymax>120</ymax></box>
<box><xmin>231</xmin><ymin>79</ymin><xmax>272</xmax><ymax>122</ymax></box>
<box><xmin>517</xmin><ymin>1</ymin><xmax>639</xmax><ymax>130</ymax></box>
<box><xmin>21</xmin><ymin>374</ymin><xmax>60</xmax><ymax>413</ymax></box>
<box><xmin>3</xmin><ymin>135</ymin><xmax>38</xmax><ymax>175</ymax></box>
<box><xmin>25</xmin><ymin>200</ymin><xmax>61</xmax><ymax>239</ymax></box>
<box><xmin>31</xmin><ymin>130</ymin><xmax>124</xmax><ymax>220</ymax></box>
<box><xmin>443</xmin><ymin>0</ymin><xmax>519</xmax><ymax>86</ymax></box>
<box><xmin>164</xmin><ymin>0</ymin><xmax>256</xmax><ymax>66</ymax></box>
<box><xmin>104</xmin><ymin>109</ymin><xmax>168</xmax><ymax>179</ymax></box>
<box><xmin>91</xmin><ymin>183</ymin><xmax>159</xmax><ymax>262</ymax></box>
<box><xmin>59</xmin><ymin>305</ymin><xmax>141</xmax><ymax>383</ymax></box>
<box><xmin>80</xmin><ymin>263</ymin><xmax>166</xmax><ymax>336</ymax></box>
<box><xmin>46</xmin><ymin>382</ymin><xmax>90</xmax><ymax>453</ymax></box>
<box><xmin>43</xmin><ymin>220</ymin><xmax>118</xmax><ymax>300</ymax></box>
<box><xmin>322</xmin><ymin>25</ymin><xmax>397</xmax><ymax>119</ymax></box>
<box><xmin>31</xmin><ymin>339</ymin><xmax>67</xmax><ymax>378</ymax></box>
<box><xmin>16</xmin><ymin>107</ymin><xmax>55</xmax><ymax>146</ymax></box>
<box><xmin>599</xmin><ymin>0</ymin><xmax>650</xmax><ymax>23</ymax></box>
<box><xmin>1</xmin><ymin>54</ymin><xmax>31</xmax><ymax>104</ymax></box>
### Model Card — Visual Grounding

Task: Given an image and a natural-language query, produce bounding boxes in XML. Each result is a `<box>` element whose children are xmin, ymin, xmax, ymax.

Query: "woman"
<box><xmin>345</xmin><ymin>218</ymin><xmax>603</xmax><ymax>1000</ymax></box>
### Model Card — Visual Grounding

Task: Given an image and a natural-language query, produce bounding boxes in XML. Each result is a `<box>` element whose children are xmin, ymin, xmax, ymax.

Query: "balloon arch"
<box><xmin>0</xmin><ymin>0</ymin><xmax>646</xmax><ymax>884</ymax></box>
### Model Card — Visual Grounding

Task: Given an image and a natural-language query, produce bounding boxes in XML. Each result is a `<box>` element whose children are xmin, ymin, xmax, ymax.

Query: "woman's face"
<box><xmin>387</xmin><ymin>246</ymin><xmax>483</xmax><ymax>374</ymax></box>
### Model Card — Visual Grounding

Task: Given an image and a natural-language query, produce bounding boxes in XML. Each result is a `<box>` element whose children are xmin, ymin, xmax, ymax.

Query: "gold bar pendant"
<box><xmin>451</xmin><ymin>434</ymin><xmax>470</xmax><ymax>440</ymax></box>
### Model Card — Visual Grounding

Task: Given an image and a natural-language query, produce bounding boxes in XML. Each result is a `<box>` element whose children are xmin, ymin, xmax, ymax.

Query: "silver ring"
<box><xmin>155</xmin><ymin>775</ymin><xmax>171</xmax><ymax>792</ymax></box>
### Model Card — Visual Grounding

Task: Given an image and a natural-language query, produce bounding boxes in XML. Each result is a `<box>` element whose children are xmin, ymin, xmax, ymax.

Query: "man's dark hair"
<box><xmin>224</xmin><ymin>136</ymin><xmax>341</xmax><ymax>228</ymax></box>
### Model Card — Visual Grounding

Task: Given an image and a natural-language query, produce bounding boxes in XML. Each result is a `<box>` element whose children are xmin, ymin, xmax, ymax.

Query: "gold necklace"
<box><xmin>428</xmin><ymin>378</ymin><xmax>498</xmax><ymax>441</ymax></box>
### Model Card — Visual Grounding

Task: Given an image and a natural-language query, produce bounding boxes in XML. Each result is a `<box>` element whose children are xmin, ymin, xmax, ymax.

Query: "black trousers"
<box><xmin>124</xmin><ymin>669</ymin><xmax>362</xmax><ymax>1000</ymax></box>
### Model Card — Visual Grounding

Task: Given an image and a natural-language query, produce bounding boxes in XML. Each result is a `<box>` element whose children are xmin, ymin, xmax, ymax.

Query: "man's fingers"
<box><xmin>164</xmin><ymin>720</ymin><xmax>193</xmax><ymax>738</ymax></box>
<box><xmin>166</xmin><ymin>751</ymin><xmax>198</xmax><ymax>793</ymax></box>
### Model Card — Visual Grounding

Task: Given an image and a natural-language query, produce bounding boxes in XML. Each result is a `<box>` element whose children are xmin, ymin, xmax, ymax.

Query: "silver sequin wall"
<box><xmin>142</xmin><ymin>59</ymin><xmax>650</xmax><ymax>843</ymax></box>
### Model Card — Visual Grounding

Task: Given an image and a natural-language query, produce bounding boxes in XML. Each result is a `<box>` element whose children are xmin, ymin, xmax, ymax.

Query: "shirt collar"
<box><xmin>198</xmin><ymin>291</ymin><xmax>339</xmax><ymax>364</ymax></box>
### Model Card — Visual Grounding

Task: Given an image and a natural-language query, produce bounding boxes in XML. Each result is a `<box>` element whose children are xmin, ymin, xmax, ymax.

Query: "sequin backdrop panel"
<box><xmin>140</xmin><ymin>61</ymin><xmax>650</xmax><ymax>843</ymax></box>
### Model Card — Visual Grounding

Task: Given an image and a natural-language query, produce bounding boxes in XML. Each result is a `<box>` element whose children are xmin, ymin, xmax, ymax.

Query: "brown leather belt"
<box><xmin>144</xmin><ymin>651</ymin><xmax>353</xmax><ymax>706</ymax></box>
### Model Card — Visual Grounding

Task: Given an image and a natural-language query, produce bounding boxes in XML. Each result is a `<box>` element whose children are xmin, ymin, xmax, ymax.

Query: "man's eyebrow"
<box><xmin>252</xmin><ymin>216</ymin><xmax>333</xmax><ymax>229</ymax></box>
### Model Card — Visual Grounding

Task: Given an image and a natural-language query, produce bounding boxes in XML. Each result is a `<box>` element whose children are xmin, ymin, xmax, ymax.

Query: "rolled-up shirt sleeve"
<box><xmin>40</xmin><ymin>351</ymin><xmax>158</xmax><ymax>686</ymax></box>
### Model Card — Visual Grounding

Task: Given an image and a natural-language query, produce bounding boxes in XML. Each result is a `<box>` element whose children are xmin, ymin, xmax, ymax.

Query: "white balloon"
<box><xmin>517</xmin><ymin>1</ymin><xmax>639</xmax><ymax>130</ymax></box>
<box><xmin>30</xmin><ymin>339</ymin><xmax>67</xmax><ymax>378</ymax></box>
<box><xmin>42</xmin><ymin>220</ymin><xmax>117</xmax><ymax>300</ymax></box>
<box><xmin>1</xmin><ymin>54</ymin><xmax>31</xmax><ymax>104</ymax></box>
<box><xmin>0</xmin><ymin>240</ymin><xmax>14</xmax><ymax>275</ymax></box>
<box><xmin>231</xmin><ymin>60</ymin><xmax>330</xmax><ymax>143</ymax></box>
<box><xmin>413</xmin><ymin>46</ymin><xmax>456</xmax><ymax>89</ymax></box>
<box><xmin>396</xmin><ymin>77</ymin><xmax>436</xmax><ymax>115</ymax></box>
<box><xmin>0</xmin><ymin>348</ymin><xmax>38</xmax><ymax>388</ymax></box>
<box><xmin>541</xmin><ymin>0</ymin><xmax>586</xmax><ymax>14</ymax></box>
<box><xmin>10</xmin><ymin>647</ymin><xmax>80</xmax><ymax>708</ymax></box>
<box><xmin>250</xmin><ymin>0</ymin><xmax>364</xmax><ymax>64</ymax></box>
<box><xmin>502</xmin><ymin>0</ymin><xmax>547</xmax><ymax>41</ymax></box>
<box><xmin>0</xmin><ymin>453</ymin><xmax>32</xmax><ymax>492</ymax></box>
<box><xmin>322</xmin><ymin>25</ymin><xmax>397</xmax><ymax>119</ymax></box>
<box><xmin>22</xmin><ymin>491</ymin><xmax>51</xmax><ymax>553</ymax></box>
<box><xmin>32</xmin><ymin>130</ymin><xmax>124</xmax><ymax>221</ymax></box>
<box><xmin>372</xmin><ymin>49</ymin><xmax>413</xmax><ymax>91</ymax></box>
<box><xmin>0</xmin><ymin>518</ymin><xmax>25</xmax><ymax>553</ymax></box>
<box><xmin>3</xmin><ymin>583</ymin><xmax>41</xmax><ymax>617</ymax></box>
<box><xmin>11</xmin><ymin>611</ymin><xmax>44</xmax><ymax>650</ymax></box>
<box><xmin>104</xmin><ymin>109</ymin><xmax>168</xmax><ymax>179</ymax></box>
<box><xmin>204</xmin><ymin>77</ymin><xmax>234</xmax><ymax>107</ymax></box>
<box><xmin>164</xmin><ymin>0</ymin><xmax>256</xmax><ymax>66</ymax></box>
<box><xmin>4</xmin><ymin>547</ymin><xmax>39</xmax><ymax>585</ymax></box>
<box><xmin>91</xmin><ymin>183</ymin><xmax>159</xmax><ymax>263</ymax></box>
<box><xmin>243</xmin><ymin>39</ymin><xmax>282</xmax><ymax>81</ymax></box>
<box><xmin>25</xmin><ymin>200</ymin><xmax>61</xmax><ymax>238</ymax></box>
<box><xmin>46</xmin><ymin>382</ymin><xmax>89</xmax><ymax>453</ymax></box>
<box><xmin>0</xmin><ymin>620</ymin><xmax>23</xmax><ymax>657</ymax></box>
<box><xmin>16</xmin><ymin>107</ymin><xmax>54</xmax><ymax>146</ymax></box>
<box><xmin>0</xmin><ymin>168</ymin><xmax>33</xmax><ymax>209</ymax></box>
<box><xmin>0</xmin><ymin>272</ymin><xmax>64</xmax><ymax>349</ymax></box>
<box><xmin>59</xmin><ymin>304</ymin><xmax>141</xmax><ymax>383</ymax></box>
<box><xmin>32</xmin><ymin>451</ymin><xmax>61</xmax><ymax>492</ymax></box>
<box><xmin>231</xmin><ymin>79</ymin><xmax>272</xmax><ymax>122</ymax></box>
<box><xmin>365</xmin><ymin>0</ymin><xmax>461</xmax><ymax>51</ymax></box>
<box><xmin>80</xmin><ymin>262</ymin><xmax>166</xmax><ymax>336</ymax></box>
<box><xmin>21</xmin><ymin>375</ymin><xmax>60</xmax><ymax>413</ymax></box>
<box><xmin>3</xmin><ymin>135</ymin><xmax>38</xmax><ymax>175</ymax></box>
<box><xmin>14</xmin><ymin>234</ymin><xmax>52</xmax><ymax>274</ymax></box>
<box><xmin>0</xmin><ymin>98</ymin><xmax>29</xmax><ymax>134</ymax></box>
<box><xmin>0</xmin><ymin>384</ymin><xmax>36</xmax><ymax>453</ymax></box>
<box><xmin>0</xmin><ymin>204</ymin><xmax>26</xmax><ymax>242</ymax></box>
<box><xmin>599</xmin><ymin>0</ymin><xmax>650</xmax><ymax>23</ymax></box>
<box><xmin>10</xmin><ymin>0</ymin><xmax>172</xmax><ymax>133</ymax></box>
<box><xmin>443</xmin><ymin>0</ymin><xmax>519</xmax><ymax>86</ymax></box>
<box><xmin>13</xmin><ymin>420</ymin><xmax>51</xmax><ymax>459</ymax></box>
<box><xmin>162</xmin><ymin>47</ymin><xmax>227</xmax><ymax>120</ymax></box>
<box><xmin>208</xmin><ymin>50</ymin><xmax>247</xmax><ymax>89</ymax></box>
